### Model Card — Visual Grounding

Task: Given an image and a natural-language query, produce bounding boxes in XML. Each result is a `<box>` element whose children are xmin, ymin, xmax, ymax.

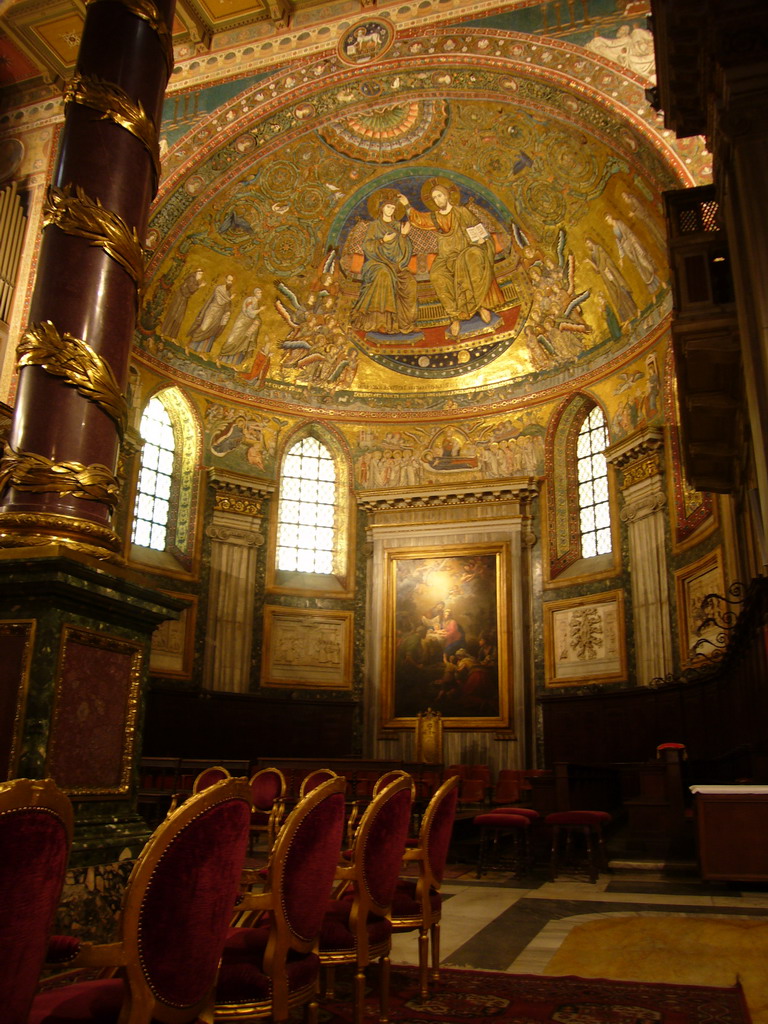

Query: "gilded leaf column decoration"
<box><xmin>17</xmin><ymin>321</ymin><xmax>129</xmax><ymax>436</ymax></box>
<box><xmin>0</xmin><ymin>0</ymin><xmax>175</xmax><ymax>557</ymax></box>
<box><xmin>65</xmin><ymin>73</ymin><xmax>161</xmax><ymax>186</ymax></box>
<box><xmin>606</xmin><ymin>427</ymin><xmax>674</xmax><ymax>686</ymax></box>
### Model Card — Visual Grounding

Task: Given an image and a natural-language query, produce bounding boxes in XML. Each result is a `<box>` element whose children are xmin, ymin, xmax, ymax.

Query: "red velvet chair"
<box><xmin>214</xmin><ymin>776</ymin><xmax>347</xmax><ymax>1024</ymax></box>
<box><xmin>372</xmin><ymin>769</ymin><xmax>413</xmax><ymax>798</ymax></box>
<box><xmin>491</xmin><ymin>769</ymin><xmax>522</xmax><ymax>806</ymax></box>
<box><xmin>30</xmin><ymin>776</ymin><xmax>252</xmax><ymax>1024</ymax></box>
<box><xmin>390</xmin><ymin>774</ymin><xmax>460</xmax><ymax>996</ymax></box>
<box><xmin>299</xmin><ymin>768</ymin><xmax>337</xmax><ymax>799</ymax></box>
<box><xmin>247</xmin><ymin>766</ymin><xmax>287</xmax><ymax>852</ymax></box>
<box><xmin>193</xmin><ymin>764</ymin><xmax>232</xmax><ymax>793</ymax></box>
<box><xmin>345</xmin><ymin>769</ymin><xmax>414</xmax><ymax>850</ymax></box>
<box><xmin>473</xmin><ymin>811</ymin><xmax>532</xmax><ymax>877</ymax></box>
<box><xmin>318</xmin><ymin>775</ymin><xmax>413</xmax><ymax>1024</ymax></box>
<box><xmin>0</xmin><ymin>778</ymin><xmax>73</xmax><ymax>1024</ymax></box>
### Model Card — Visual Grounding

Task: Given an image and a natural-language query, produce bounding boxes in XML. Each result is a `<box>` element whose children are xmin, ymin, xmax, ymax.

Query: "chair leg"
<box><xmin>417</xmin><ymin>927</ymin><xmax>429</xmax><ymax>998</ymax></box>
<box><xmin>354</xmin><ymin>963</ymin><xmax>367</xmax><ymax>1024</ymax></box>
<box><xmin>378</xmin><ymin>953</ymin><xmax>391</xmax><ymax>1024</ymax></box>
<box><xmin>305</xmin><ymin>996</ymin><xmax>319</xmax><ymax>1024</ymax></box>
<box><xmin>430</xmin><ymin>920</ymin><xmax>440</xmax><ymax>982</ymax></box>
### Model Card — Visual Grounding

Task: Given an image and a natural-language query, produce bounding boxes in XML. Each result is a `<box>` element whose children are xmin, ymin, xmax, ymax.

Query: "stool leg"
<box><xmin>476</xmin><ymin>828</ymin><xmax>488</xmax><ymax>878</ymax></box>
<box><xmin>549</xmin><ymin>825</ymin><xmax>560</xmax><ymax>881</ymax></box>
<box><xmin>596</xmin><ymin>825</ymin><xmax>610</xmax><ymax>873</ymax></box>
<box><xmin>583</xmin><ymin>825</ymin><xmax>597</xmax><ymax>883</ymax></box>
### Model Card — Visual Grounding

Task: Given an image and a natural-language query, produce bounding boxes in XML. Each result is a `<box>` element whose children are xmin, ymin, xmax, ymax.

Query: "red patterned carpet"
<box><xmin>318</xmin><ymin>966</ymin><xmax>752</xmax><ymax>1024</ymax></box>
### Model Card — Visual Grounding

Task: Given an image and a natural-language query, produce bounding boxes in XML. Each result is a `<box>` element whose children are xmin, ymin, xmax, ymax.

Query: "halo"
<box><xmin>366</xmin><ymin>188</ymin><xmax>406</xmax><ymax>220</ymax></box>
<box><xmin>421</xmin><ymin>177</ymin><xmax>460</xmax><ymax>211</ymax></box>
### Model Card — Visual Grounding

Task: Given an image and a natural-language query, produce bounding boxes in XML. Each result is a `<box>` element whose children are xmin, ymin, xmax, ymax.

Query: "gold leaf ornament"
<box><xmin>0</xmin><ymin>446</ymin><xmax>120</xmax><ymax>508</ymax></box>
<box><xmin>64</xmin><ymin>73</ymin><xmax>161</xmax><ymax>184</ymax></box>
<box><xmin>17</xmin><ymin>321</ymin><xmax>128</xmax><ymax>437</ymax></box>
<box><xmin>43</xmin><ymin>184</ymin><xmax>145</xmax><ymax>290</ymax></box>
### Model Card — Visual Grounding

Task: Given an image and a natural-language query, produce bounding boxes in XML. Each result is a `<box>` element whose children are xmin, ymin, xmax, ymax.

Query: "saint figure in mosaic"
<box><xmin>350</xmin><ymin>189</ymin><xmax>418</xmax><ymax>335</ymax></box>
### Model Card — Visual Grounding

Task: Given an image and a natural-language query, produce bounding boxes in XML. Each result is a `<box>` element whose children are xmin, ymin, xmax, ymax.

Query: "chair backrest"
<box><xmin>268</xmin><ymin>776</ymin><xmax>347</xmax><ymax>956</ymax></box>
<box><xmin>249</xmin><ymin>766</ymin><xmax>286</xmax><ymax>811</ymax></box>
<box><xmin>459</xmin><ymin>777</ymin><xmax>486</xmax><ymax>804</ymax></box>
<box><xmin>192</xmin><ymin>764</ymin><xmax>231</xmax><ymax>793</ymax></box>
<box><xmin>0</xmin><ymin>778</ymin><xmax>73</xmax><ymax>1024</ymax></box>
<box><xmin>120</xmin><ymin>776</ymin><xmax>252</xmax><ymax>1022</ymax></box>
<box><xmin>355</xmin><ymin>775</ymin><xmax>413</xmax><ymax>916</ymax></box>
<box><xmin>299</xmin><ymin>767</ymin><xmax>337</xmax><ymax>798</ymax></box>
<box><xmin>372</xmin><ymin>769</ymin><xmax>414</xmax><ymax>798</ymax></box>
<box><xmin>417</xmin><ymin>774</ymin><xmax>459</xmax><ymax>888</ymax></box>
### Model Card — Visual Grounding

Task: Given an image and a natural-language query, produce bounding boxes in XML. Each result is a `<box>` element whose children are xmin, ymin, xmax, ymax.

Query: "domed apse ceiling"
<box><xmin>137</xmin><ymin>21</ymin><xmax>711</xmax><ymax>418</ymax></box>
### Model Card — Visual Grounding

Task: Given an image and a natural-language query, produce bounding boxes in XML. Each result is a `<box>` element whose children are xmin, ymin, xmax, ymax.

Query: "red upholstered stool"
<box><xmin>473</xmin><ymin>811</ymin><xmax>531</xmax><ymax>878</ymax></box>
<box><xmin>545</xmin><ymin>810</ymin><xmax>612</xmax><ymax>883</ymax></box>
<box><xmin>492</xmin><ymin>807</ymin><xmax>540</xmax><ymax>821</ymax></box>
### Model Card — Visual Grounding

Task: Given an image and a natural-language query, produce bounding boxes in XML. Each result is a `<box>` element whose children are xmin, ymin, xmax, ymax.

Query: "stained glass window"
<box><xmin>276</xmin><ymin>436</ymin><xmax>337</xmax><ymax>573</ymax></box>
<box><xmin>132</xmin><ymin>397</ymin><xmax>175</xmax><ymax>551</ymax></box>
<box><xmin>577</xmin><ymin>406</ymin><xmax>612</xmax><ymax>557</ymax></box>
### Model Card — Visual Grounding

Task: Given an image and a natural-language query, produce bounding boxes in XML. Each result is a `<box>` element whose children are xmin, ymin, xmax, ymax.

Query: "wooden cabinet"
<box><xmin>691</xmin><ymin>786</ymin><xmax>768</xmax><ymax>882</ymax></box>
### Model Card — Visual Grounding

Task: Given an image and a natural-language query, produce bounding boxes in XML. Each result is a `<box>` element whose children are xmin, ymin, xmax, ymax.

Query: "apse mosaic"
<box><xmin>141</xmin><ymin>92</ymin><xmax>674</xmax><ymax>404</ymax></box>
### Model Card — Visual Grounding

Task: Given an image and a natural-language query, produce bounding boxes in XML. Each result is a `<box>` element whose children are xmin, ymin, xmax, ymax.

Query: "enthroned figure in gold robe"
<box><xmin>398</xmin><ymin>178</ymin><xmax>504</xmax><ymax>338</ymax></box>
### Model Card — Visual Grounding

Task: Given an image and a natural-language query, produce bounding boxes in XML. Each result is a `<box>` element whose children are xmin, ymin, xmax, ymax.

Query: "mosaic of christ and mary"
<box><xmin>341</xmin><ymin>177</ymin><xmax>508</xmax><ymax>345</ymax></box>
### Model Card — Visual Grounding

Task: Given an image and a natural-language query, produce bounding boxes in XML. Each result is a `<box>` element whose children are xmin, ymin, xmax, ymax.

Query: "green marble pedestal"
<box><xmin>0</xmin><ymin>545</ymin><xmax>185</xmax><ymax>939</ymax></box>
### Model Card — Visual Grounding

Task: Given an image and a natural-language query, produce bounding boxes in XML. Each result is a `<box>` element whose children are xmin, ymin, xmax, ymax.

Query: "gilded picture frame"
<box><xmin>675</xmin><ymin>548</ymin><xmax>726</xmax><ymax>666</ymax></box>
<box><xmin>262</xmin><ymin>605</ymin><xmax>354</xmax><ymax>689</ymax></box>
<box><xmin>381</xmin><ymin>544</ymin><xmax>511</xmax><ymax>729</ymax></box>
<box><xmin>544</xmin><ymin>590</ymin><xmax>627</xmax><ymax>687</ymax></box>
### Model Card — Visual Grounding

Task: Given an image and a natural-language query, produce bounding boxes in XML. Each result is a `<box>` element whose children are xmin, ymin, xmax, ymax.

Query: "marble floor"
<box><xmin>389</xmin><ymin>836</ymin><xmax>768</xmax><ymax>979</ymax></box>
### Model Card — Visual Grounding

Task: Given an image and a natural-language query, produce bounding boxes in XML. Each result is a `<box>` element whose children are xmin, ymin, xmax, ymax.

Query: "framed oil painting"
<box><xmin>675</xmin><ymin>549</ymin><xmax>726</xmax><ymax>666</ymax></box>
<box><xmin>544</xmin><ymin>590</ymin><xmax>627</xmax><ymax>687</ymax></box>
<box><xmin>380</xmin><ymin>544</ymin><xmax>510</xmax><ymax>728</ymax></box>
<box><xmin>262</xmin><ymin>605</ymin><xmax>354</xmax><ymax>689</ymax></box>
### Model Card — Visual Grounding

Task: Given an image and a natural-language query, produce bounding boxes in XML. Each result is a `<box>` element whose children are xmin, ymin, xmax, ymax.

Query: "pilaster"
<box><xmin>203</xmin><ymin>470</ymin><xmax>272</xmax><ymax>693</ymax></box>
<box><xmin>606</xmin><ymin>428</ymin><xmax>674</xmax><ymax>685</ymax></box>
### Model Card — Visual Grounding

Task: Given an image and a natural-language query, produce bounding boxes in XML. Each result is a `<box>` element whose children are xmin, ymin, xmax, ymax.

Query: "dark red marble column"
<box><xmin>0</xmin><ymin>0</ymin><xmax>176</xmax><ymax>556</ymax></box>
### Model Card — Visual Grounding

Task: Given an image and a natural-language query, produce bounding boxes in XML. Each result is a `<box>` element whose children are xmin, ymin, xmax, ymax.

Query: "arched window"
<box><xmin>577</xmin><ymin>405</ymin><xmax>612</xmax><ymax>557</ymax></box>
<box><xmin>276</xmin><ymin>436</ymin><xmax>337</xmax><ymax>574</ymax></box>
<box><xmin>546</xmin><ymin>395</ymin><xmax>616</xmax><ymax>581</ymax></box>
<box><xmin>129</xmin><ymin>387</ymin><xmax>201</xmax><ymax>575</ymax></box>
<box><xmin>133</xmin><ymin>396</ymin><xmax>175</xmax><ymax>550</ymax></box>
<box><xmin>269</xmin><ymin>428</ymin><xmax>353</xmax><ymax>595</ymax></box>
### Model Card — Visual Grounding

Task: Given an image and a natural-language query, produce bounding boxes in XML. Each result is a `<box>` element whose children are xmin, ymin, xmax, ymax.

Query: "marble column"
<box><xmin>203</xmin><ymin>472</ymin><xmax>272</xmax><ymax>693</ymax></box>
<box><xmin>607</xmin><ymin>428</ymin><xmax>674</xmax><ymax>685</ymax></box>
<box><xmin>0</xmin><ymin>0</ymin><xmax>178</xmax><ymax>939</ymax></box>
<box><xmin>0</xmin><ymin>0</ymin><xmax>174</xmax><ymax>555</ymax></box>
